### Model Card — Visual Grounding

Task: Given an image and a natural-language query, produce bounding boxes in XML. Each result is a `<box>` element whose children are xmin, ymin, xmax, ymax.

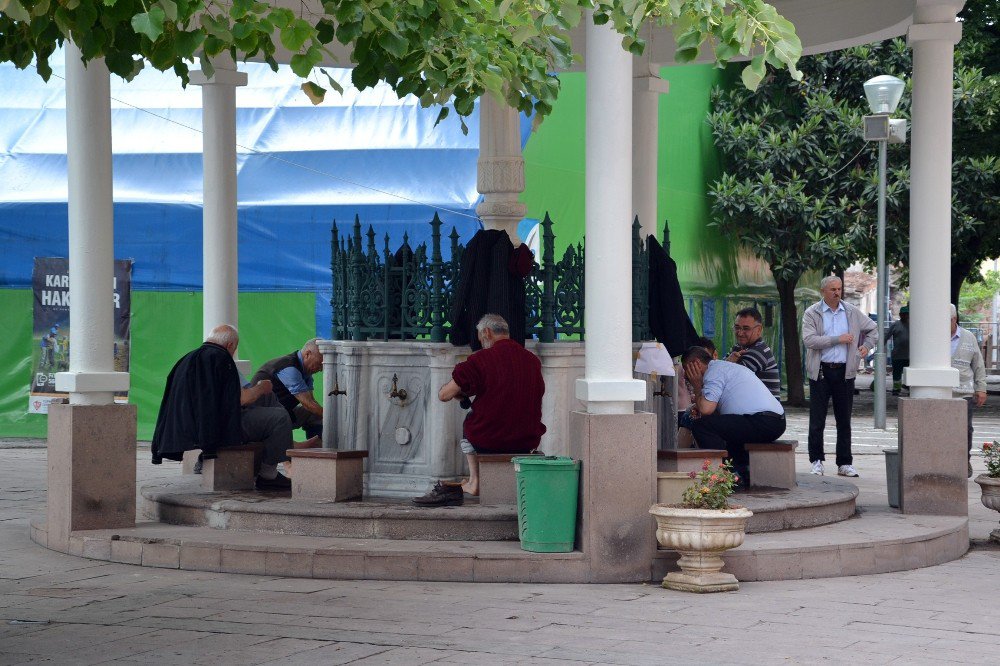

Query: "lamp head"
<box><xmin>864</xmin><ymin>75</ymin><xmax>905</xmax><ymax>114</ymax></box>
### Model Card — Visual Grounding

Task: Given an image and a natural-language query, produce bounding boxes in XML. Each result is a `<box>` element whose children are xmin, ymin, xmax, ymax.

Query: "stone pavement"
<box><xmin>3</xmin><ymin>419</ymin><xmax>1000</xmax><ymax>663</ymax></box>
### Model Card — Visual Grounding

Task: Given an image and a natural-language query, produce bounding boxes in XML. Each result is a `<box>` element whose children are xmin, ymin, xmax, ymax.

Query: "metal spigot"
<box><xmin>653</xmin><ymin>377</ymin><xmax>668</xmax><ymax>398</ymax></box>
<box><xmin>327</xmin><ymin>375</ymin><xmax>347</xmax><ymax>397</ymax></box>
<box><xmin>389</xmin><ymin>373</ymin><xmax>407</xmax><ymax>401</ymax></box>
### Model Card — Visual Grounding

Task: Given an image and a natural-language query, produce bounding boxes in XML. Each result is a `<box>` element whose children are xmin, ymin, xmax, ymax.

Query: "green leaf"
<box><xmin>433</xmin><ymin>106</ymin><xmax>449</xmax><ymax>126</ymax></box>
<box><xmin>511</xmin><ymin>24</ymin><xmax>537</xmax><ymax>46</ymax></box>
<box><xmin>158</xmin><ymin>0</ymin><xmax>178</xmax><ymax>22</ymax></box>
<box><xmin>131</xmin><ymin>7</ymin><xmax>166</xmax><ymax>42</ymax></box>
<box><xmin>741</xmin><ymin>54</ymin><xmax>766</xmax><ymax>91</ymax></box>
<box><xmin>173</xmin><ymin>30</ymin><xmax>205</xmax><ymax>57</ymax></box>
<box><xmin>280</xmin><ymin>18</ymin><xmax>313</xmax><ymax>52</ymax></box>
<box><xmin>301</xmin><ymin>80</ymin><xmax>326</xmax><ymax>104</ymax></box>
<box><xmin>378</xmin><ymin>30</ymin><xmax>408</xmax><ymax>58</ymax></box>
<box><xmin>0</xmin><ymin>0</ymin><xmax>31</xmax><ymax>22</ymax></box>
<box><xmin>321</xmin><ymin>69</ymin><xmax>344</xmax><ymax>94</ymax></box>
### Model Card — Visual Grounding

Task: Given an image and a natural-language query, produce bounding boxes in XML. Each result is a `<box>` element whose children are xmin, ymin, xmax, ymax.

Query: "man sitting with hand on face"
<box><xmin>682</xmin><ymin>346</ymin><xmax>786</xmax><ymax>489</ymax></box>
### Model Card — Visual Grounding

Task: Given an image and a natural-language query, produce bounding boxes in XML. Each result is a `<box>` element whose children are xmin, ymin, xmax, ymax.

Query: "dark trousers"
<box><xmin>689</xmin><ymin>412</ymin><xmax>787</xmax><ymax>475</ymax></box>
<box><xmin>891</xmin><ymin>359</ymin><xmax>907</xmax><ymax>383</ymax></box>
<box><xmin>808</xmin><ymin>364</ymin><xmax>855</xmax><ymax>466</ymax></box>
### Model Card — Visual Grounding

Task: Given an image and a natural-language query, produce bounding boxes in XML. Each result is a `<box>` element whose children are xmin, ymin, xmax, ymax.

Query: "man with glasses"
<box><xmin>726</xmin><ymin>307</ymin><xmax>781</xmax><ymax>399</ymax></box>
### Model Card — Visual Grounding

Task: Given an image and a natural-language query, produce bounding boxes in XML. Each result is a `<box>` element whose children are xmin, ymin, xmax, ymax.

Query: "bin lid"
<box><xmin>512</xmin><ymin>455</ymin><xmax>579</xmax><ymax>470</ymax></box>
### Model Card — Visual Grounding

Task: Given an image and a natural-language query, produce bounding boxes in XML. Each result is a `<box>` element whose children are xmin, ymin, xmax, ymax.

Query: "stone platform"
<box><xmin>140</xmin><ymin>474</ymin><xmax>858</xmax><ymax>542</ymax></box>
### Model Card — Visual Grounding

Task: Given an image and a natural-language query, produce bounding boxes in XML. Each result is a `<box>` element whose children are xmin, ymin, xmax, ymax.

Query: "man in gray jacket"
<box><xmin>950</xmin><ymin>304</ymin><xmax>988</xmax><ymax>477</ymax></box>
<box><xmin>802</xmin><ymin>276</ymin><xmax>878</xmax><ymax>478</ymax></box>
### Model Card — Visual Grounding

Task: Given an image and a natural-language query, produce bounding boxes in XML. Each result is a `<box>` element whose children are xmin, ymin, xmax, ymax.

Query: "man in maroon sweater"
<box><xmin>413</xmin><ymin>314</ymin><xmax>546</xmax><ymax>506</ymax></box>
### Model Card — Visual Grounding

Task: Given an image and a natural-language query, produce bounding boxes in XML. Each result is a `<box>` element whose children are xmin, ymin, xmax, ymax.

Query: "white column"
<box><xmin>903</xmin><ymin>2</ymin><xmax>963</xmax><ymax>399</ymax></box>
<box><xmin>576</xmin><ymin>17</ymin><xmax>647</xmax><ymax>414</ymax></box>
<box><xmin>191</xmin><ymin>54</ymin><xmax>248</xmax><ymax>345</ymax></box>
<box><xmin>632</xmin><ymin>63</ymin><xmax>669</xmax><ymax>241</ymax></box>
<box><xmin>476</xmin><ymin>94</ymin><xmax>526</xmax><ymax>245</ymax></box>
<box><xmin>54</xmin><ymin>43</ymin><xmax>129</xmax><ymax>405</ymax></box>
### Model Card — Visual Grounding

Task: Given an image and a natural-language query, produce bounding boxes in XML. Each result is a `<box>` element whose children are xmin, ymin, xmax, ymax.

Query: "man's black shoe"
<box><xmin>255</xmin><ymin>473</ymin><xmax>292</xmax><ymax>491</ymax></box>
<box><xmin>193</xmin><ymin>453</ymin><xmax>203</xmax><ymax>474</ymax></box>
<box><xmin>412</xmin><ymin>482</ymin><xmax>463</xmax><ymax>507</ymax></box>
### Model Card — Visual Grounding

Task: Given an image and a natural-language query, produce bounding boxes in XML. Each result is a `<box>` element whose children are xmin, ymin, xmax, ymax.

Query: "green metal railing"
<box><xmin>331</xmin><ymin>213</ymin><xmax>652</xmax><ymax>342</ymax></box>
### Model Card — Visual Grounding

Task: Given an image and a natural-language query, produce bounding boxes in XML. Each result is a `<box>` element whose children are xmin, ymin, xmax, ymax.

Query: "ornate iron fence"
<box><xmin>331</xmin><ymin>213</ymin><xmax>651</xmax><ymax>342</ymax></box>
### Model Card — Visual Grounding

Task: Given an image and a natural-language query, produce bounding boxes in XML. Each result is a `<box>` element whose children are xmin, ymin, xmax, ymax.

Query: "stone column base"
<box><xmin>899</xmin><ymin>397</ymin><xmax>968</xmax><ymax>516</ymax></box>
<box><xmin>46</xmin><ymin>403</ymin><xmax>137</xmax><ymax>550</ymax></box>
<box><xmin>663</xmin><ymin>569</ymin><xmax>740</xmax><ymax>593</ymax></box>
<box><xmin>572</xmin><ymin>410</ymin><xmax>656</xmax><ymax>582</ymax></box>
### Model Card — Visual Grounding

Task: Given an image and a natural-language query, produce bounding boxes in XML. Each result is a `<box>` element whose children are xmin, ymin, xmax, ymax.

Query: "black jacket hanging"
<box><xmin>647</xmin><ymin>235</ymin><xmax>699</xmax><ymax>357</ymax></box>
<box><xmin>449</xmin><ymin>229</ymin><xmax>532</xmax><ymax>349</ymax></box>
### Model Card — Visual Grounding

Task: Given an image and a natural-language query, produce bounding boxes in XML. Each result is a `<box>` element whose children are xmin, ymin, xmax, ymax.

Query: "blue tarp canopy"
<box><xmin>0</xmin><ymin>52</ymin><xmax>533</xmax><ymax>332</ymax></box>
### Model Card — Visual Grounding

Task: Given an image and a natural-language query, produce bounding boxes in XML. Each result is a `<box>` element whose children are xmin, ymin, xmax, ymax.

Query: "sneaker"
<box><xmin>412</xmin><ymin>482</ymin><xmax>463</xmax><ymax>507</ymax></box>
<box><xmin>255</xmin><ymin>473</ymin><xmax>292</xmax><ymax>491</ymax></box>
<box><xmin>838</xmin><ymin>464</ymin><xmax>860</xmax><ymax>478</ymax></box>
<box><xmin>810</xmin><ymin>460</ymin><xmax>824</xmax><ymax>476</ymax></box>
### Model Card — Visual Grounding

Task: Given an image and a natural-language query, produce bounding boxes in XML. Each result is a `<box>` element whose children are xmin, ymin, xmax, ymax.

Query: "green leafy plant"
<box><xmin>0</xmin><ymin>0</ymin><xmax>802</xmax><ymax>128</ymax></box>
<box><xmin>983</xmin><ymin>440</ymin><xmax>1000</xmax><ymax>478</ymax></box>
<box><xmin>681</xmin><ymin>459</ymin><xmax>738</xmax><ymax>510</ymax></box>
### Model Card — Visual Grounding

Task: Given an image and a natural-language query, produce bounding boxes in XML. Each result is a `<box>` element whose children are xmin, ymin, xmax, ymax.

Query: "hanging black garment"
<box><xmin>151</xmin><ymin>342</ymin><xmax>242</xmax><ymax>464</ymax></box>
<box><xmin>647</xmin><ymin>235</ymin><xmax>699</xmax><ymax>357</ymax></box>
<box><xmin>449</xmin><ymin>229</ymin><xmax>531</xmax><ymax>349</ymax></box>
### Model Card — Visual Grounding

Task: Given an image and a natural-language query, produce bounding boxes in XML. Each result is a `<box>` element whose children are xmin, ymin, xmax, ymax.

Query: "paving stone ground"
<box><xmin>2</xmin><ymin>389</ymin><xmax>1000</xmax><ymax>665</ymax></box>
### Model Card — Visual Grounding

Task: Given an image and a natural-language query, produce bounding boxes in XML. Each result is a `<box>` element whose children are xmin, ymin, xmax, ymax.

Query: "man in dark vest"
<box><xmin>252</xmin><ymin>339</ymin><xmax>324</xmax><ymax>438</ymax></box>
<box><xmin>414</xmin><ymin>314</ymin><xmax>546</xmax><ymax>507</ymax></box>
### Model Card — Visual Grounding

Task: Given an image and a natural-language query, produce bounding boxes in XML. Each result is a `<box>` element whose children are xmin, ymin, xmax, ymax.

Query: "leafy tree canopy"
<box><xmin>0</xmin><ymin>0</ymin><xmax>802</xmax><ymax>128</ymax></box>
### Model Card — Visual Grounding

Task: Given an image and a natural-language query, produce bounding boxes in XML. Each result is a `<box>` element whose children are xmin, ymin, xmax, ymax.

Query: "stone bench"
<box><xmin>200</xmin><ymin>444</ymin><xmax>263</xmax><ymax>491</ymax></box>
<box><xmin>746</xmin><ymin>439</ymin><xmax>798</xmax><ymax>489</ymax></box>
<box><xmin>477</xmin><ymin>452</ymin><xmax>542</xmax><ymax>505</ymax></box>
<box><xmin>657</xmin><ymin>448</ymin><xmax>727</xmax><ymax>474</ymax></box>
<box><xmin>286</xmin><ymin>448</ymin><xmax>368</xmax><ymax>501</ymax></box>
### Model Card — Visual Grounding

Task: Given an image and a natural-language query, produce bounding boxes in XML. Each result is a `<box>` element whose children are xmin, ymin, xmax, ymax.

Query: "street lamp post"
<box><xmin>863</xmin><ymin>75</ymin><xmax>906</xmax><ymax>430</ymax></box>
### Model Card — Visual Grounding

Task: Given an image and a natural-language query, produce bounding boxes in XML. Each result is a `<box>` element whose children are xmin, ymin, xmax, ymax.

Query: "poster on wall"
<box><xmin>29</xmin><ymin>258</ymin><xmax>133</xmax><ymax>414</ymax></box>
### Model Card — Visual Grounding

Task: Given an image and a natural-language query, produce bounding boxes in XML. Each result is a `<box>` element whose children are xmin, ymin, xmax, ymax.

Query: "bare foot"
<box><xmin>461</xmin><ymin>478</ymin><xmax>479</xmax><ymax>496</ymax></box>
<box><xmin>294</xmin><ymin>436</ymin><xmax>321</xmax><ymax>449</ymax></box>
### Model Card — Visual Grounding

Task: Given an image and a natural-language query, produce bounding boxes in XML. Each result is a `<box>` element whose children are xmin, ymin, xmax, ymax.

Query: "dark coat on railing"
<box><xmin>449</xmin><ymin>229</ymin><xmax>532</xmax><ymax>350</ymax></box>
<box><xmin>647</xmin><ymin>235</ymin><xmax>699</xmax><ymax>357</ymax></box>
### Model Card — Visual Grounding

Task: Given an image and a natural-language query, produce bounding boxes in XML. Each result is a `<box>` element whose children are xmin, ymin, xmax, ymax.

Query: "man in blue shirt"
<box><xmin>251</xmin><ymin>340</ymin><xmax>324</xmax><ymax>438</ymax></box>
<box><xmin>682</xmin><ymin>346</ymin><xmax>786</xmax><ymax>489</ymax></box>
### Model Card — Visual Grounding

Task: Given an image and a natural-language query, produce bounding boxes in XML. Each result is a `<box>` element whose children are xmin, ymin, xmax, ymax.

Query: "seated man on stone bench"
<box><xmin>151</xmin><ymin>324</ymin><xmax>315</xmax><ymax>490</ymax></box>
<box><xmin>413</xmin><ymin>314</ymin><xmax>546</xmax><ymax>507</ymax></box>
<box><xmin>681</xmin><ymin>345</ymin><xmax>786</xmax><ymax>489</ymax></box>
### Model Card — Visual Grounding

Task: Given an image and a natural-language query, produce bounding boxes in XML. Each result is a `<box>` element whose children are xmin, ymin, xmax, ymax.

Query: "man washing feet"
<box><xmin>413</xmin><ymin>314</ymin><xmax>546</xmax><ymax>506</ymax></box>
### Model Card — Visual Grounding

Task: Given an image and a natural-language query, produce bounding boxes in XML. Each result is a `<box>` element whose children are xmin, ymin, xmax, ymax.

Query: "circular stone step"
<box><xmin>741</xmin><ymin>475</ymin><xmax>859</xmax><ymax>533</ymax></box>
<box><xmin>141</xmin><ymin>479</ymin><xmax>518</xmax><ymax>541</ymax></box>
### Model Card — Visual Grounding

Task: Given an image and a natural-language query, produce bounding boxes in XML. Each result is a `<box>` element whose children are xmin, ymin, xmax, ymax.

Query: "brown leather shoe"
<box><xmin>412</xmin><ymin>482</ymin><xmax>463</xmax><ymax>507</ymax></box>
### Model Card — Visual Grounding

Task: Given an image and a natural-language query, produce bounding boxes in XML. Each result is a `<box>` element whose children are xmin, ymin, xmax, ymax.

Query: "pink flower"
<box><xmin>702</xmin><ymin>459</ymin><xmax>711</xmax><ymax>470</ymax></box>
<box><xmin>688</xmin><ymin>471</ymin><xmax>697</xmax><ymax>479</ymax></box>
<box><xmin>710</xmin><ymin>474</ymin><xmax>719</xmax><ymax>483</ymax></box>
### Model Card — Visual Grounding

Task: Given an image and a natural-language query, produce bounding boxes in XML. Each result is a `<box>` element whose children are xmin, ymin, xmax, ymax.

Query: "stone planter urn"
<box><xmin>649</xmin><ymin>504</ymin><xmax>753</xmax><ymax>593</ymax></box>
<box><xmin>974</xmin><ymin>475</ymin><xmax>1000</xmax><ymax>544</ymax></box>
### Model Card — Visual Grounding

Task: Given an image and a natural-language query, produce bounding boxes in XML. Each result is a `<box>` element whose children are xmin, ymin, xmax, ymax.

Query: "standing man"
<box><xmin>252</xmin><ymin>340</ymin><xmax>324</xmax><ymax>439</ymax></box>
<box><xmin>726</xmin><ymin>307</ymin><xmax>781</xmax><ymax>398</ymax></box>
<box><xmin>887</xmin><ymin>305</ymin><xmax>910</xmax><ymax>395</ymax></box>
<box><xmin>802</xmin><ymin>276</ymin><xmax>878</xmax><ymax>478</ymax></box>
<box><xmin>682</xmin><ymin>346</ymin><xmax>786</xmax><ymax>489</ymax></box>
<box><xmin>950</xmin><ymin>304</ymin><xmax>987</xmax><ymax>478</ymax></box>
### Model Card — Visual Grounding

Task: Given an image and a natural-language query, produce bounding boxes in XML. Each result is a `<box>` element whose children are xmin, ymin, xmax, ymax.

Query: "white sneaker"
<box><xmin>838</xmin><ymin>464</ymin><xmax>859</xmax><ymax>478</ymax></box>
<box><xmin>810</xmin><ymin>460</ymin><xmax>824</xmax><ymax>476</ymax></box>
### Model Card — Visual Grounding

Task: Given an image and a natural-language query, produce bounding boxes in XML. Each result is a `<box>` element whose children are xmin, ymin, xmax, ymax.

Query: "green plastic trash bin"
<box><xmin>513</xmin><ymin>455</ymin><xmax>581</xmax><ymax>553</ymax></box>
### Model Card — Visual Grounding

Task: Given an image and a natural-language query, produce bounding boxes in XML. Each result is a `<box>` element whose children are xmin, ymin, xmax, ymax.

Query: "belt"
<box><xmin>820</xmin><ymin>362</ymin><xmax>846</xmax><ymax>368</ymax></box>
<box><xmin>753</xmin><ymin>411</ymin><xmax>785</xmax><ymax>419</ymax></box>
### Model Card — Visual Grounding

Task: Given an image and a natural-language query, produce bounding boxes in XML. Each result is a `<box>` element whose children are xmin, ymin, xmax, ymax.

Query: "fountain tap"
<box><xmin>389</xmin><ymin>373</ymin><xmax>407</xmax><ymax>401</ymax></box>
<box><xmin>652</xmin><ymin>377</ymin><xmax>668</xmax><ymax>398</ymax></box>
<box><xmin>327</xmin><ymin>375</ymin><xmax>347</xmax><ymax>397</ymax></box>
